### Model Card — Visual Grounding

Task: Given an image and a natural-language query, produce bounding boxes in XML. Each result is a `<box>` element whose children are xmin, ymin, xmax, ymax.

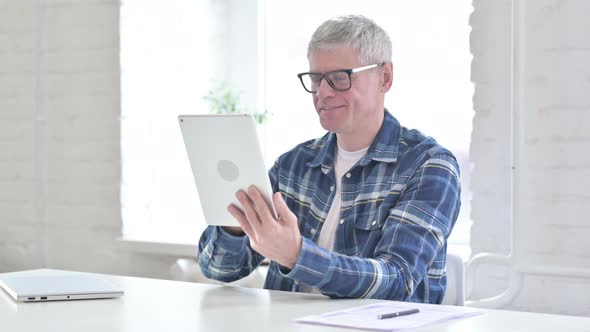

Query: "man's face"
<box><xmin>308</xmin><ymin>46</ymin><xmax>385</xmax><ymax>136</ymax></box>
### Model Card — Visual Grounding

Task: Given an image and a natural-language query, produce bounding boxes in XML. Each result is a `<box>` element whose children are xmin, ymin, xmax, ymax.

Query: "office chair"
<box><xmin>441</xmin><ymin>253</ymin><xmax>465</xmax><ymax>306</ymax></box>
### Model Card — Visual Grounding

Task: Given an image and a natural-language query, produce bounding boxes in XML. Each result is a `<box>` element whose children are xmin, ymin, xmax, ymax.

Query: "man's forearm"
<box><xmin>198</xmin><ymin>226</ymin><xmax>263</xmax><ymax>282</ymax></box>
<box><xmin>281</xmin><ymin>238</ymin><xmax>412</xmax><ymax>300</ymax></box>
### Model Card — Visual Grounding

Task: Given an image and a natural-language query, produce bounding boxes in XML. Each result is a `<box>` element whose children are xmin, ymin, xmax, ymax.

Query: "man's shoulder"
<box><xmin>277</xmin><ymin>133</ymin><xmax>330</xmax><ymax>163</ymax></box>
<box><xmin>398</xmin><ymin>127</ymin><xmax>457</xmax><ymax>164</ymax></box>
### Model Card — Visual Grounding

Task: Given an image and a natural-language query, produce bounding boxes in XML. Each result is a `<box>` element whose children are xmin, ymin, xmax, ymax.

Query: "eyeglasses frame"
<box><xmin>297</xmin><ymin>63</ymin><xmax>381</xmax><ymax>93</ymax></box>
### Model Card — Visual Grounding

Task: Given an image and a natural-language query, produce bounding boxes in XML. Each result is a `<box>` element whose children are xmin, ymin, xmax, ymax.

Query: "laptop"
<box><xmin>0</xmin><ymin>270</ymin><xmax>124</xmax><ymax>302</ymax></box>
<box><xmin>178</xmin><ymin>114</ymin><xmax>277</xmax><ymax>227</ymax></box>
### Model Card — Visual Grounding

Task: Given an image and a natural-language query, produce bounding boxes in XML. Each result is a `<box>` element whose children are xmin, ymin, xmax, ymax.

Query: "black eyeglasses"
<box><xmin>297</xmin><ymin>64</ymin><xmax>380</xmax><ymax>93</ymax></box>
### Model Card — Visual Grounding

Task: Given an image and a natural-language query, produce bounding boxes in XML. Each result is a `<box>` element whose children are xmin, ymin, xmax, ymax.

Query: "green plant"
<box><xmin>203</xmin><ymin>81</ymin><xmax>269</xmax><ymax>125</ymax></box>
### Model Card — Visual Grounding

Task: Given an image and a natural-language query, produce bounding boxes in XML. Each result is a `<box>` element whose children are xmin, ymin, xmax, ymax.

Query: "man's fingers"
<box><xmin>227</xmin><ymin>204</ymin><xmax>255</xmax><ymax>239</ymax></box>
<box><xmin>273</xmin><ymin>192</ymin><xmax>296</xmax><ymax>226</ymax></box>
<box><xmin>248</xmin><ymin>186</ymin><xmax>275</xmax><ymax>222</ymax></box>
<box><xmin>235</xmin><ymin>190</ymin><xmax>265</xmax><ymax>236</ymax></box>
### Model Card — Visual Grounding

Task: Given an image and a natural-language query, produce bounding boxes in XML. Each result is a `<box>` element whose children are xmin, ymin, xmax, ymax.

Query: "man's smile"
<box><xmin>319</xmin><ymin>105</ymin><xmax>346</xmax><ymax>112</ymax></box>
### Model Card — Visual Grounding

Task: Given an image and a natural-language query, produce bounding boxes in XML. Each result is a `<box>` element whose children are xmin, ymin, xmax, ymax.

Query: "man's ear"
<box><xmin>380</xmin><ymin>62</ymin><xmax>393</xmax><ymax>93</ymax></box>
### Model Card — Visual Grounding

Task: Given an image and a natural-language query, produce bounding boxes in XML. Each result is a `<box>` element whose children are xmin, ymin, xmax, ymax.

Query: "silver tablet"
<box><xmin>178</xmin><ymin>114</ymin><xmax>277</xmax><ymax>227</ymax></box>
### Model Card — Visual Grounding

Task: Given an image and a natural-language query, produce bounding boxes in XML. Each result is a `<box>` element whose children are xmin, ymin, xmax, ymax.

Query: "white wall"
<box><xmin>0</xmin><ymin>0</ymin><xmax>178</xmax><ymax>280</ymax></box>
<box><xmin>1</xmin><ymin>0</ymin><xmax>589</xmax><ymax>316</ymax></box>
<box><xmin>470</xmin><ymin>0</ymin><xmax>590</xmax><ymax>316</ymax></box>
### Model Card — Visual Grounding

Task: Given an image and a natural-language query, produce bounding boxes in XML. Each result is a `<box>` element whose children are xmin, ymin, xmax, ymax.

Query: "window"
<box><xmin>120</xmin><ymin>0</ymin><xmax>473</xmax><ymax>247</ymax></box>
<box><xmin>263</xmin><ymin>1</ymin><xmax>474</xmax><ymax>246</ymax></box>
<box><xmin>120</xmin><ymin>0</ymin><xmax>212</xmax><ymax>243</ymax></box>
<box><xmin>121</xmin><ymin>0</ymin><xmax>262</xmax><ymax>243</ymax></box>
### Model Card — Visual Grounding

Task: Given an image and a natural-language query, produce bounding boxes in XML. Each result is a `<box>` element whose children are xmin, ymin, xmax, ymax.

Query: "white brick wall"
<box><xmin>1</xmin><ymin>0</ymin><xmax>39</xmax><ymax>271</ymax></box>
<box><xmin>470</xmin><ymin>0</ymin><xmax>590</xmax><ymax>315</ymax></box>
<box><xmin>0</xmin><ymin>0</ymin><xmax>177</xmax><ymax>280</ymax></box>
<box><xmin>469</xmin><ymin>0</ymin><xmax>513</xmax><ymax>301</ymax></box>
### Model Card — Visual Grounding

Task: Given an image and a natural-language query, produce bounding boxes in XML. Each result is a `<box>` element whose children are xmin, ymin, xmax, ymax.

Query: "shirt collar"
<box><xmin>305</xmin><ymin>132</ymin><xmax>337</xmax><ymax>173</ymax></box>
<box><xmin>306</xmin><ymin>109</ymin><xmax>400</xmax><ymax>171</ymax></box>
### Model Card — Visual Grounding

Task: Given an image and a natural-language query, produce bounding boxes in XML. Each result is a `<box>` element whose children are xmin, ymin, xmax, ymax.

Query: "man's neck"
<box><xmin>336</xmin><ymin>111</ymin><xmax>384</xmax><ymax>151</ymax></box>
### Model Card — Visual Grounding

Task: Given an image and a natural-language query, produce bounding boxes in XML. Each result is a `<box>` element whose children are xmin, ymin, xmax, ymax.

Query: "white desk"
<box><xmin>1</xmin><ymin>270</ymin><xmax>589</xmax><ymax>331</ymax></box>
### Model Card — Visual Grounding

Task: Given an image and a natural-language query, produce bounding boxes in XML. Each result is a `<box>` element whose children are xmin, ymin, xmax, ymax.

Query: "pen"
<box><xmin>377</xmin><ymin>308</ymin><xmax>420</xmax><ymax>320</ymax></box>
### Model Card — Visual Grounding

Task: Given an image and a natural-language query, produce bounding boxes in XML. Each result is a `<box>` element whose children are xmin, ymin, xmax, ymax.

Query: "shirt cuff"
<box><xmin>212</xmin><ymin>226</ymin><xmax>249</xmax><ymax>255</ymax></box>
<box><xmin>280</xmin><ymin>237</ymin><xmax>332</xmax><ymax>287</ymax></box>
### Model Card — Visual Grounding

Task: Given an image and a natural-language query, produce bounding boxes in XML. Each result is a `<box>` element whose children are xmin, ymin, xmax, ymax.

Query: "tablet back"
<box><xmin>178</xmin><ymin>114</ymin><xmax>277</xmax><ymax>227</ymax></box>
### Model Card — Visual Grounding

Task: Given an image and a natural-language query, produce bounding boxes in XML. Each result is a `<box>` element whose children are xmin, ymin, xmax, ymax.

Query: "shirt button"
<box><xmin>339</xmin><ymin>219</ymin><xmax>344</xmax><ymax>225</ymax></box>
<box><xmin>371</xmin><ymin>220</ymin><xmax>377</xmax><ymax>226</ymax></box>
<box><xmin>310</xmin><ymin>228</ymin><xmax>316</xmax><ymax>235</ymax></box>
<box><xmin>330</xmin><ymin>185</ymin><xmax>334</xmax><ymax>192</ymax></box>
<box><xmin>345</xmin><ymin>173</ymin><xmax>351</xmax><ymax>178</ymax></box>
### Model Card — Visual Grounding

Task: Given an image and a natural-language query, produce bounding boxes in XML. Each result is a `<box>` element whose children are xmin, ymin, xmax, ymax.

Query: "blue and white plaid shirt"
<box><xmin>198</xmin><ymin>110</ymin><xmax>461</xmax><ymax>303</ymax></box>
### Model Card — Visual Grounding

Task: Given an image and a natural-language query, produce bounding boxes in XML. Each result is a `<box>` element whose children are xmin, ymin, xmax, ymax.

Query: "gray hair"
<box><xmin>307</xmin><ymin>15</ymin><xmax>392</xmax><ymax>65</ymax></box>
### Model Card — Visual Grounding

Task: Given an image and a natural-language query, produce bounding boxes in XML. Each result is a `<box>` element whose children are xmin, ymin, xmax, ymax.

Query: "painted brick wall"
<box><xmin>1</xmin><ymin>0</ymin><xmax>45</xmax><ymax>271</ymax></box>
<box><xmin>0</xmin><ymin>0</ymin><xmax>177</xmax><ymax>279</ymax></box>
<box><xmin>469</xmin><ymin>0</ymin><xmax>513</xmax><ymax>301</ymax></box>
<box><xmin>470</xmin><ymin>0</ymin><xmax>590</xmax><ymax>316</ymax></box>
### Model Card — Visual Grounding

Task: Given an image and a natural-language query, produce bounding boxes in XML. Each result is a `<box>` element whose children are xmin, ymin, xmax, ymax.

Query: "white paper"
<box><xmin>296</xmin><ymin>301</ymin><xmax>484</xmax><ymax>331</ymax></box>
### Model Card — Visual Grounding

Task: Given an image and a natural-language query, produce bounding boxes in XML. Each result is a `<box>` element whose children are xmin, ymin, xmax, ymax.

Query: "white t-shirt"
<box><xmin>317</xmin><ymin>144</ymin><xmax>369</xmax><ymax>250</ymax></box>
<box><xmin>301</xmin><ymin>143</ymin><xmax>368</xmax><ymax>294</ymax></box>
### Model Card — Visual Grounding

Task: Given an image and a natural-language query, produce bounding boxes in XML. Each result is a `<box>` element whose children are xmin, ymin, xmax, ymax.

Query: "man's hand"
<box><xmin>227</xmin><ymin>186</ymin><xmax>302</xmax><ymax>269</ymax></box>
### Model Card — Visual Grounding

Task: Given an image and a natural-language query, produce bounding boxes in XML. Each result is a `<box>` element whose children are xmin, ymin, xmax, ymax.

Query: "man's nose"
<box><xmin>315</xmin><ymin>78</ymin><xmax>336</xmax><ymax>98</ymax></box>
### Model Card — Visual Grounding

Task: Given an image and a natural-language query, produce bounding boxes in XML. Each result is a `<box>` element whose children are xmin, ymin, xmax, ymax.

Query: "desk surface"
<box><xmin>1</xmin><ymin>269</ymin><xmax>589</xmax><ymax>332</ymax></box>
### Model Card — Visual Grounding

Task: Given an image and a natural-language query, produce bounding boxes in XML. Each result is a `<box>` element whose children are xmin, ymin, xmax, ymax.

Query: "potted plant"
<box><xmin>203</xmin><ymin>81</ymin><xmax>269</xmax><ymax>125</ymax></box>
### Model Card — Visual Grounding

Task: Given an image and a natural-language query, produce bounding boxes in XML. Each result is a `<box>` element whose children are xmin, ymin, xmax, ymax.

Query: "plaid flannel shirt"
<box><xmin>198</xmin><ymin>110</ymin><xmax>461</xmax><ymax>303</ymax></box>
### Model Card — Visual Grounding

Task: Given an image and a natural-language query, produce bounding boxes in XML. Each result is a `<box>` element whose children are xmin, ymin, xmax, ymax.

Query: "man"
<box><xmin>198</xmin><ymin>15</ymin><xmax>461</xmax><ymax>303</ymax></box>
